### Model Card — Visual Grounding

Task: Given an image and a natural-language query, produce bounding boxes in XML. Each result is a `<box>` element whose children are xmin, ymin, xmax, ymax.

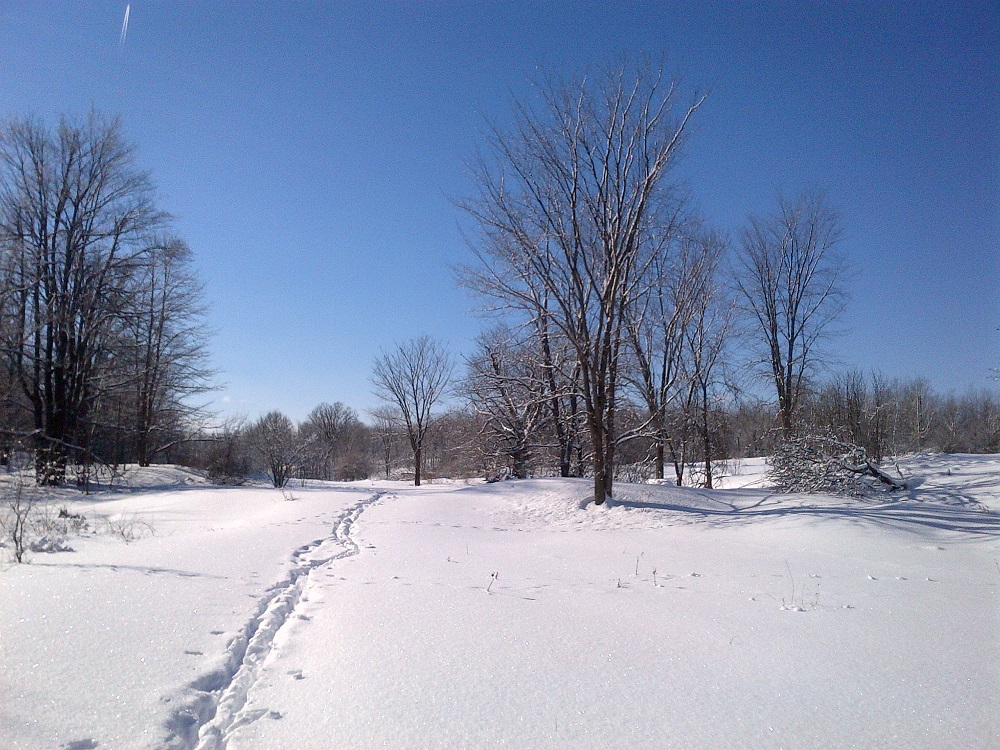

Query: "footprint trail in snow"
<box><xmin>169</xmin><ymin>491</ymin><xmax>387</xmax><ymax>750</ymax></box>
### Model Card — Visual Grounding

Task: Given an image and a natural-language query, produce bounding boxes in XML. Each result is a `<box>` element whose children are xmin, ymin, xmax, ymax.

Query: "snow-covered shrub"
<box><xmin>0</xmin><ymin>487</ymin><xmax>95</xmax><ymax>562</ymax></box>
<box><xmin>26</xmin><ymin>505</ymin><xmax>89</xmax><ymax>553</ymax></box>
<box><xmin>99</xmin><ymin>512</ymin><xmax>154</xmax><ymax>543</ymax></box>
<box><xmin>768</xmin><ymin>429</ymin><xmax>905</xmax><ymax>497</ymax></box>
<box><xmin>29</xmin><ymin>535</ymin><xmax>74</xmax><ymax>553</ymax></box>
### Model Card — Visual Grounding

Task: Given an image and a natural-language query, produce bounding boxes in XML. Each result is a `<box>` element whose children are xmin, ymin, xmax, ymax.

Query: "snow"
<box><xmin>1</xmin><ymin>456</ymin><xmax>998</xmax><ymax>749</ymax></box>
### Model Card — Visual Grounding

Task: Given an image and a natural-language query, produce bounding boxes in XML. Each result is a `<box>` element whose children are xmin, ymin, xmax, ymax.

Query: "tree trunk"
<box><xmin>414</xmin><ymin>445</ymin><xmax>422</xmax><ymax>486</ymax></box>
<box><xmin>702</xmin><ymin>439</ymin><xmax>713</xmax><ymax>489</ymax></box>
<box><xmin>593</xmin><ymin>471</ymin><xmax>607</xmax><ymax>505</ymax></box>
<box><xmin>137</xmin><ymin>431</ymin><xmax>150</xmax><ymax>467</ymax></box>
<box><xmin>512</xmin><ymin>446</ymin><xmax>528</xmax><ymax>479</ymax></box>
<box><xmin>670</xmin><ymin>441</ymin><xmax>684</xmax><ymax>487</ymax></box>
<box><xmin>702</xmin><ymin>388</ymin><xmax>713</xmax><ymax>489</ymax></box>
<box><xmin>777</xmin><ymin>380</ymin><xmax>795</xmax><ymax>436</ymax></box>
<box><xmin>559</xmin><ymin>440</ymin><xmax>572</xmax><ymax>478</ymax></box>
<box><xmin>566</xmin><ymin>391</ymin><xmax>580</xmax><ymax>477</ymax></box>
<box><xmin>590</xmin><ymin>414</ymin><xmax>616</xmax><ymax>504</ymax></box>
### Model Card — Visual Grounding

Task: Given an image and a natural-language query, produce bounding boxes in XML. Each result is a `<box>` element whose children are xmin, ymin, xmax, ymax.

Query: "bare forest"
<box><xmin>0</xmin><ymin>113</ymin><xmax>212</xmax><ymax>486</ymax></box>
<box><xmin>0</xmin><ymin>78</ymin><xmax>996</xmax><ymax>497</ymax></box>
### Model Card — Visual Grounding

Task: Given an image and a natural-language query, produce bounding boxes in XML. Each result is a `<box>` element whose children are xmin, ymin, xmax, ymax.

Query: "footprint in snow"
<box><xmin>184</xmin><ymin>650</ymin><xmax>203</xmax><ymax>656</ymax></box>
<box><xmin>287</xmin><ymin>669</ymin><xmax>305</xmax><ymax>680</ymax></box>
<box><xmin>210</xmin><ymin>630</ymin><xmax>224</xmax><ymax>635</ymax></box>
<box><xmin>61</xmin><ymin>741</ymin><xmax>98</xmax><ymax>750</ymax></box>
<box><xmin>268</xmin><ymin>710</ymin><xmax>283</xmax><ymax>719</ymax></box>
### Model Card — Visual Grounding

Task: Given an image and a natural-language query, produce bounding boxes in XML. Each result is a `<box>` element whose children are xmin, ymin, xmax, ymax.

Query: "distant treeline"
<box><xmin>174</xmin><ymin>373</ymin><xmax>997</xmax><ymax>489</ymax></box>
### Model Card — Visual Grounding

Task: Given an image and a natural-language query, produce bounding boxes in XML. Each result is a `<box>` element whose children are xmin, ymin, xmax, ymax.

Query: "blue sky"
<box><xmin>1</xmin><ymin>1</ymin><xmax>996</xmax><ymax>421</ymax></box>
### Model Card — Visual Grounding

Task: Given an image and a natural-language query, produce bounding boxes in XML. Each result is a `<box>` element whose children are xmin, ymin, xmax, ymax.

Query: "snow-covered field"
<box><xmin>1</xmin><ymin>454</ymin><xmax>998</xmax><ymax>749</ymax></box>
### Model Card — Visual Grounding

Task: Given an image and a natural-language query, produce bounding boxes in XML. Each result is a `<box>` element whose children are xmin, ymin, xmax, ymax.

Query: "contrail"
<box><xmin>120</xmin><ymin>4</ymin><xmax>130</xmax><ymax>48</ymax></box>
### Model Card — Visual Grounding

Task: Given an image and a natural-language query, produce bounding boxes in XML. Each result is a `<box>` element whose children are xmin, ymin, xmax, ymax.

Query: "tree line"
<box><xmin>0</xmin><ymin>112</ymin><xmax>212</xmax><ymax>484</ymax></box>
<box><xmin>171</xmin><ymin>367</ymin><xmax>997</xmax><ymax>490</ymax></box>
<box><xmin>0</xmin><ymin>69</ymin><xmax>995</xmax><ymax>495</ymax></box>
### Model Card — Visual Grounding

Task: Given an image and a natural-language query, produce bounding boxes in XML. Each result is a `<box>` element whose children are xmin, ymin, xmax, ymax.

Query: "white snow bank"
<box><xmin>0</xmin><ymin>481</ymin><xmax>381</xmax><ymax>750</ymax></box>
<box><xmin>223</xmin><ymin>454</ymin><xmax>999</xmax><ymax>750</ymax></box>
<box><xmin>0</xmin><ymin>453</ymin><xmax>997</xmax><ymax>749</ymax></box>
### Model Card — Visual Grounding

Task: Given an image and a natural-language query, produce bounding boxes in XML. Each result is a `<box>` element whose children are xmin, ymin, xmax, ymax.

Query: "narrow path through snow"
<box><xmin>180</xmin><ymin>490</ymin><xmax>387</xmax><ymax>750</ymax></box>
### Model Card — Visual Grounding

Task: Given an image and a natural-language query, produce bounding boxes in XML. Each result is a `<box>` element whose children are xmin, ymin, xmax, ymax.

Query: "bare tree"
<box><xmin>462</xmin><ymin>326</ymin><xmax>551</xmax><ymax>479</ymax></box>
<box><xmin>805</xmin><ymin>370</ymin><xmax>895</xmax><ymax>464</ymax></box>
<box><xmin>625</xmin><ymin>227</ymin><xmax>710</xmax><ymax>480</ymax></box>
<box><xmin>0</xmin><ymin>113</ymin><xmax>167</xmax><ymax>483</ymax></box>
<box><xmin>368</xmin><ymin>404</ymin><xmax>401</xmax><ymax>480</ymax></box>
<box><xmin>895</xmin><ymin>377</ymin><xmax>936</xmax><ymax>453</ymax></box>
<box><xmin>1</xmin><ymin>474</ymin><xmax>35</xmax><ymax>562</ymax></box>
<box><xmin>120</xmin><ymin>235</ymin><xmax>213</xmax><ymax>466</ymax></box>
<box><xmin>680</xmin><ymin>232</ymin><xmax>733</xmax><ymax>488</ymax></box>
<box><xmin>460</xmin><ymin>64</ymin><xmax>704</xmax><ymax>504</ymax></box>
<box><xmin>203</xmin><ymin>416</ymin><xmax>251</xmax><ymax>485</ymax></box>
<box><xmin>245</xmin><ymin>411</ymin><xmax>305</xmax><ymax>488</ymax></box>
<box><xmin>422</xmin><ymin>406</ymin><xmax>482</xmax><ymax>480</ymax></box>
<box><xmin>371</xmin><ymin>336</ymin><xmax>453</xmax><ymax>486</ymax></box>
<box><xmin>735</xmin><ymin>190</ymin><xmax>845</xmax><ymax>435</ymax></box>
<box><xmin>300</xmin><ymin>401</ymin><xmax>367</xmax><ymax>480</ymax></box>
<box><xmin>768</xmin><ymin>428</ymin><xmax>905</xmax><ymax>496</ymax></box>
<box><xmin>533</xmin><ymin>310</ymin><xmax>585</xmax><ymax>478</ymax></box>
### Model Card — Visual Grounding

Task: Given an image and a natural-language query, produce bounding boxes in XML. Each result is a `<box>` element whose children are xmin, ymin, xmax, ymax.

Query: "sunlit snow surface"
<box><xmin>1</xmin><ymin>455</ymin><xmax>997</xmax><ymax>749</ymax></box>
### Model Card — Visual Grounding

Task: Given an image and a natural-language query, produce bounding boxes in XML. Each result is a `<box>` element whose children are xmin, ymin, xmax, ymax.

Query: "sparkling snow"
<box><xmin>1</xmin><ymin>455</ymin><xmax>997</xmax><ymax>749</ymax></box>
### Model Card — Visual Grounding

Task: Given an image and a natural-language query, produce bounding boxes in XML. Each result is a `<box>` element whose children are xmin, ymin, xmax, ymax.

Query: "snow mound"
<box><xmin>462</xmin><ymin>478</ymin><xmax>738</xmax><ymax>530</ymax></box>
<box><xmin>1</xmin><ymin>455</ymin><xmax>997</xmax><ymax>750</ymax></box>
<box><xmin>107</xmin><ymin>464</ymin><xmax>213</xmax><ymax>491</ymax></box>
<box><xmin>446</xmin><ymin>454</ymin><xmax>1000</xmax><ymax>538</ymax></box>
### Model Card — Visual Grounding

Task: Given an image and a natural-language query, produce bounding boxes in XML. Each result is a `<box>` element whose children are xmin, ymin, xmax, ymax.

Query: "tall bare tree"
<box><xmin>681</xmin><ymin>232</ymin><xmax>733</xmax><ymax>488</ymax></box>
<box><xmin>121</xmin><ymin>235</ymin><xmax>213</xmax><ymax>466</ymax></box>
<box><xmin>0</xmin><ymin>113</ymin><xmax>166</xmax><ymax>483</ymax></box>
<box><xmin>462</xmin><ymin>326</ymin><xmax>551</xmax><ymax>479</ymax></box>
<box><xmin>624</xmin><ymin>226</ymin><xmax>712</xmax><ymax>480</ymax></box>
<box><xmin>371</xmin><ymin>336</ymin><xmax>453</xmax><ymax>486</ymax></box>
<box><xmin>735</xmin><ymin>190</ymin><xmax>845</xmax><ymax>435</ymax></box>
<box><xmin>368</xmin><ymin>404</ymin><xmax>402</xmax><ymax>480</ymax></box>
<box><xmin>460</xmin><ymin>64</ymin><xmax>704</xmax><ymax>503</ymax></box>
